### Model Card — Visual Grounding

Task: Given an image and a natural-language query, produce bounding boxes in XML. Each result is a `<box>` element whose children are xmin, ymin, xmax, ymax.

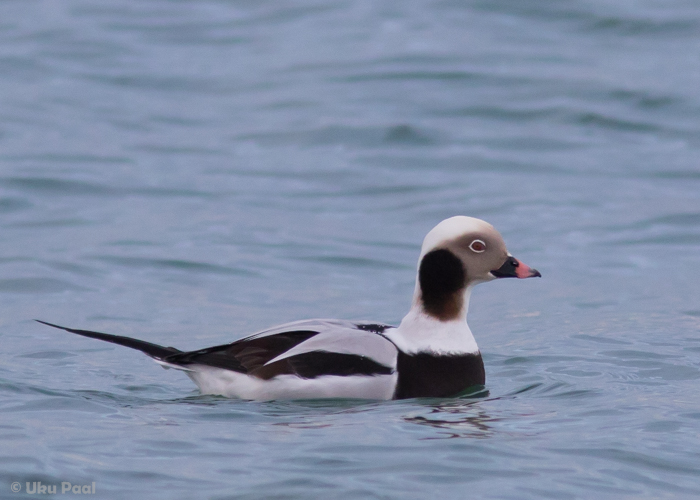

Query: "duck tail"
<box><xmin>35</xmin><ymin>320</ymin><xmax>181</xmax><ymax>360</ymax></box>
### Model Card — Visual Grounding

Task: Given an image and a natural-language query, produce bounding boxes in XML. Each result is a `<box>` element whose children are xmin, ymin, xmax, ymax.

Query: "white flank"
<box><xmin>187</xmin><ymin>366</ymin><xmax>398</xmax><ymax>401</ymax></box>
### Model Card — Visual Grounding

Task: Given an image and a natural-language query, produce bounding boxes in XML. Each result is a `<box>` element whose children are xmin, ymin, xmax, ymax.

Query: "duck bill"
<box><xmin>491</xmin><ymin>256</ymin><xmax>541</xmax><ymax>279</ymax></box>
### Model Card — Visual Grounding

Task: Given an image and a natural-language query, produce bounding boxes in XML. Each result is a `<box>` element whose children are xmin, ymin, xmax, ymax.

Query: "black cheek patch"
<box><xmin>419</xmin><ymin>249</ymin><xmax>467</xmax><ymax>318</ymax></box>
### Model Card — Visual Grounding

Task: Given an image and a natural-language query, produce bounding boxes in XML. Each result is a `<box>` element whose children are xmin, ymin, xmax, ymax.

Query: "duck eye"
<box><xmin>469</xmin><ymin>239</ymin><xmax>486</xmax><ymax>253</ymax></box>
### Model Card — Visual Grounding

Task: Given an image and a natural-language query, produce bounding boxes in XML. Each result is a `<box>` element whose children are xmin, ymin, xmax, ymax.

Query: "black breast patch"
<box><xmin>394</xmin><ymin>351</ymin><xmax>485</xmax><ymax>399</ymax></box>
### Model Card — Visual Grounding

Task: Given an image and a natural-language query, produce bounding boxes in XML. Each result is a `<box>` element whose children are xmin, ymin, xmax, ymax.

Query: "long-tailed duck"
<box><xmin>38</xmin><ymin>216</ymin><xmax>540</xmax><ymax>400</ymax></box>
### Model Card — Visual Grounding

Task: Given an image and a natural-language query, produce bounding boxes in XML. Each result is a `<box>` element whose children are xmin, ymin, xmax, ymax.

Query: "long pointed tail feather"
<box><xmin>36</xmin><ymin>320</ymin><xmax>181</xmax><ymax>360</ymax></box>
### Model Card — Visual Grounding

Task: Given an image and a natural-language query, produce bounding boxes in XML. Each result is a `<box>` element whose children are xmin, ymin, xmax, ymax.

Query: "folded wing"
<box><xmin>164</xmin><ymin>319</ymin><xmax>398</xmax><ymax>379</ymax></box>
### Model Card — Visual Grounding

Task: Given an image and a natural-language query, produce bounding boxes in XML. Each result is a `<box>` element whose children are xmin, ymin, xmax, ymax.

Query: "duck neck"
<box><xmin>387</xmin><ymin>284</ymin><xmax>479</xmax><ymax>355</ymax></box>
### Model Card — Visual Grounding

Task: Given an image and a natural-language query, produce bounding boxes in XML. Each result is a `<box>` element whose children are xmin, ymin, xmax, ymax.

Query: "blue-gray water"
<box><xmin>1</xmin><ymin>1</ymin><xmax>700</xmax><ymax>498</ymax></box>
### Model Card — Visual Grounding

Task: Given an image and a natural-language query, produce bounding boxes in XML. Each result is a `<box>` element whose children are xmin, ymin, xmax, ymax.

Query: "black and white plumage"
<box><xmin>38</xmin><ymin>216</ymin><xmax>540</xmax><ymax>400</ymax></box>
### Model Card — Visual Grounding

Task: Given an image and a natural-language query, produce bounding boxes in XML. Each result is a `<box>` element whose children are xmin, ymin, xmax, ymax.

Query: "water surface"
<box><xmin>1</xmin><ymin>1</ymin><xmax>700</xmax><ymax>498</ymax></box>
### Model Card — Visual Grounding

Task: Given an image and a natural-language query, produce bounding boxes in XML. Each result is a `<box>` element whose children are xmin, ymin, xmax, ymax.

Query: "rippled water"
<box><xmin>1</xmin><ymin>1</ymin><xmax>700</xmax><ymax>498</ymax></box>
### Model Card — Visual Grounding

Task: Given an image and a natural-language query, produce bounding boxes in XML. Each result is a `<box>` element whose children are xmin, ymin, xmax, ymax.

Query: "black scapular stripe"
<box><xmin>354</xmin><ymin>323</ymin><xmax>391</xmax><ymax>334</ymax></box>
<box><xmin>284</xmin><ymin>351</ymin><xmax>394</xmax><ymax>379</ymax></box>
<box><xmin>394</xmin><ymin>351</ymin><xmax>485</xmax><ymax>399</ymax></box>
